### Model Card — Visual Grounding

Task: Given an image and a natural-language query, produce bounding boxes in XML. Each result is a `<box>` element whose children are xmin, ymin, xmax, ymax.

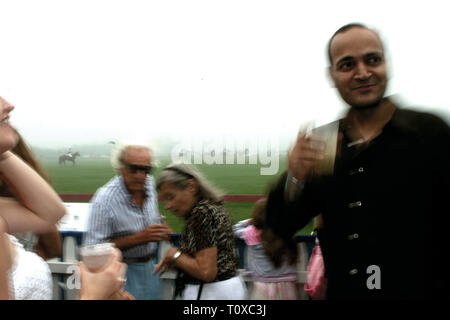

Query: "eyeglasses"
<box><xmin>124</xmin><ymin>163</ymin><xmax>153</xmax><ymax>174</ymax></box>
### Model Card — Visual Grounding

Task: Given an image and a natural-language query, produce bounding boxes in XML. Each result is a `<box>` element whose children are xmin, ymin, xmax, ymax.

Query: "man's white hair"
<box><xmin>110</xmin><ymin>139</ymin><xmax>154</xmax><ymax>171</ymax></box>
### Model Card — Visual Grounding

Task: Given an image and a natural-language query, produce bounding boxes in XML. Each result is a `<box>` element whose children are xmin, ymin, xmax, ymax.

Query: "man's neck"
<box><xmin>129</xmin><ymin>190</ymin><xmax>146</xmax><ymax>207</ymax></box>
<box><xmin>346</xmin><ymin>98</ymin><xmax>396</xmax><ymax>142</ymax></box>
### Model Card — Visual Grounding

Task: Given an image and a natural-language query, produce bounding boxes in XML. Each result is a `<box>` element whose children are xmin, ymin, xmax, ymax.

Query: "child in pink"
<box><xmin>233</xmin><ymin>199</ymin><xmax>299</xmax><ymax>300</ymax></box>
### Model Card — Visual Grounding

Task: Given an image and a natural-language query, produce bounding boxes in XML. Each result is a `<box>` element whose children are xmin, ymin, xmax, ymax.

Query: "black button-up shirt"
<box><xmin>266</xmin><ymin>104</ymin><xmax>450</xmax><ymax>299</ymax></box>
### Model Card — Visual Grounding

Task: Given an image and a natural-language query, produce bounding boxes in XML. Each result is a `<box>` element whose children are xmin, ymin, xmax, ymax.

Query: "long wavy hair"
<box><xmin>0</xmin><ymin>130</ymin><xmax>52</xmax><ymax>196</ymax></box>
<box><xmin>252</xmin><ymin>198</ymin><xmax>298</xmax><ymax>268</ymax></box>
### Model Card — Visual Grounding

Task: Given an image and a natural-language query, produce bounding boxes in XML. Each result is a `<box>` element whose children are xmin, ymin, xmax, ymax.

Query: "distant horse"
<box><xmin>59</xmin><ymin>152</ymin><xmax>80</xmax><ymax>166</ymax></box>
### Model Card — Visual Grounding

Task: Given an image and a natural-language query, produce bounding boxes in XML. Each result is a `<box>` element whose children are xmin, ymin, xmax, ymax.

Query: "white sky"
<box><xmin>0</xmin><ymin>0</ymin><xmax>449</xmax><ymax>149</ymax></box>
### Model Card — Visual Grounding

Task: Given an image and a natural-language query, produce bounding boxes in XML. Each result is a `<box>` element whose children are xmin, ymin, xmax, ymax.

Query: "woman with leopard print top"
<box><xmin>154</xmin><ymin>163</ymin><xmax>247</xmax><ymax>300</ymax></box>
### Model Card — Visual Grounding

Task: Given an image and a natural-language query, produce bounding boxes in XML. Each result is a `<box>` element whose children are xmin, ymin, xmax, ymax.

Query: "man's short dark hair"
<box><xmin>327</xmin><ymin>22</ymin><xmax>376</xmax><ymax>65</ymax></box>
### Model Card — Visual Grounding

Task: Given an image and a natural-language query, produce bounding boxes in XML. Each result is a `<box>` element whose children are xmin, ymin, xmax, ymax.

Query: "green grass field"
<box><xmin>41</xmin><ymin>157</ymin><xmax>313</xmax><ymax>234</ymax></box>
<box><xmin>42</xmin><ymin>158</ymin><xmax>286</xmax><ymax>195</ymax></box>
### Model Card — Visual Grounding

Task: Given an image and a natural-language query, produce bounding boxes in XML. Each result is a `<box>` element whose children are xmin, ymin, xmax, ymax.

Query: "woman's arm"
<box><xmin>0</xmin><ymin>217</ymin><xmax>12</xmax><ymax>299</ymax></box>
<box><xmin>0</xmin><ymin>197</ymin><xmax>59</xmax><ymax>234</ymax></box>
<box><xmin>0</xmin><ymin>151</ymin><xmax>66</xmax><ymax>233</ymax></box>
<box><xmin>35</xmin><ymin>225</ymin><xmax>63</xmax><ymax>260</ymax></box>
<box><xmin>155</xmin><ymin>246</ymin><xmax>218</xmax><ymax>283</ymax></box>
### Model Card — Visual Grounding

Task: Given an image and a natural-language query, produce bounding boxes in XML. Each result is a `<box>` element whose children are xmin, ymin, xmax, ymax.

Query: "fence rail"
<box><xmin>51</xmin><ymin>235</ymin><xmax>315</xmax><ymax>300</ymax></box>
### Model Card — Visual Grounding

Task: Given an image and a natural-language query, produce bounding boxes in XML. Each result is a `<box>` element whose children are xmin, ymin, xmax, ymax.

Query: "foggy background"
<box><xmin>1</xmin><ymin>0</ymin><xmax>449</xmax><ymax>155</ymax></box>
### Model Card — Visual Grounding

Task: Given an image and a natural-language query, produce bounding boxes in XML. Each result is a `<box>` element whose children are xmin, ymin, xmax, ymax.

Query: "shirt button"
<box><xmin>348</xmin><ymin>201</ymin><xmax>362</xmax><ymax>208</ymax></box>
<box><xmin>348</xmin><ymin>233</ymin><xmax>360</xmax><ymax>240</ymax></box>
<box><xmin>349</xmin><ymin>167</ymin><xmax>364</xmax><ymax>175</ymax></box>
<box><xmin>349</xmin><ymin>269</ymin><xmax>358</xmax><ymax>276</ymax></box>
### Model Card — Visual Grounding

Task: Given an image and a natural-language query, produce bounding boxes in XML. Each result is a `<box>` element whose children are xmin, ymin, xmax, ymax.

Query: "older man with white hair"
<box><xmin>83</xmin><ymin>141</ymin><xmax>173</xmax><ymax>300</ymax></box>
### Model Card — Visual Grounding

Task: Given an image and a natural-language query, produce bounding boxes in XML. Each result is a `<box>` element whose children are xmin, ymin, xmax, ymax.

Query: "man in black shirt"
<box><xmin>266</xmin><ymin>23</ymin><xmax>450</xmax><ymax>299</ymax></box>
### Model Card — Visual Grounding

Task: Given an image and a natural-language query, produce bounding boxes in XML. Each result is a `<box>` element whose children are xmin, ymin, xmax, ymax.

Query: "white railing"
<box><xmin>48</xmin><ymin>236</ymin><xmax>312</xmax><ymax>300</ymax></box>
<box><xmin>48</xmin><ymin>202</ymin><xmax>313</xmax><ymax>300</ymax></box>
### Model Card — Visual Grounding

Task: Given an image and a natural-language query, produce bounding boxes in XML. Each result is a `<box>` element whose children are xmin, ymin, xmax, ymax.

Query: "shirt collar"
<box><xmin>339</xmin><ymin>97</ymin><xmax>416</xmax><ymax>140</ymax></box>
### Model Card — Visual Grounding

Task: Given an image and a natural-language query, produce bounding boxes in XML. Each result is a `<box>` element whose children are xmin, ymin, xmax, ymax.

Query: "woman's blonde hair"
<box><xmin>156</xmin><ymin>163</ymin><xmax>224</xmax><ymax>202</ymax></box>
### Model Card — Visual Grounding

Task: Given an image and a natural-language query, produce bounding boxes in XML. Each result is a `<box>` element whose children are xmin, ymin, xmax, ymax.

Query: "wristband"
<box><xmin>287</xmin><ymin>171</ymin><xmax>305</xmax><ymax>189</ymax></box>
<box><xmin>284</xmin><ymin>171</ymin><xmax>305</xmax><ymax>202</ymax></box>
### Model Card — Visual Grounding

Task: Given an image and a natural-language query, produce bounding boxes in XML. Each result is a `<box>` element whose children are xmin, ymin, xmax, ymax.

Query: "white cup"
<box><xmin>79</xmin><ymin>243</ymin><xmax>115</xmax><ymax>273</ymax></box>
<box><xmin>311</xmin><ymin>120</ymin><xmax>339</xmax><ymax>176</ymax></box>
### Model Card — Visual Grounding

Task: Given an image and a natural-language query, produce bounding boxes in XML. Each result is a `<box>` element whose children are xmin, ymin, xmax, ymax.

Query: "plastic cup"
<box><xmin>79</xmin><ymin>242</ymin><xmax>115</xmax><ymax>273</ymax></box>
<box><xmin>311</xmin><ymin>120</ymin><xmax>339</xmax><ymax>176</ymax></box>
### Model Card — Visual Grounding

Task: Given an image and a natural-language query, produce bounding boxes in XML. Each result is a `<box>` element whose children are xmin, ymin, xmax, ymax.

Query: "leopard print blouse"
<box><xmin>179</xmin><ymin>199</ymin><xmax>238</xmax><ymax>284</ymax></box>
